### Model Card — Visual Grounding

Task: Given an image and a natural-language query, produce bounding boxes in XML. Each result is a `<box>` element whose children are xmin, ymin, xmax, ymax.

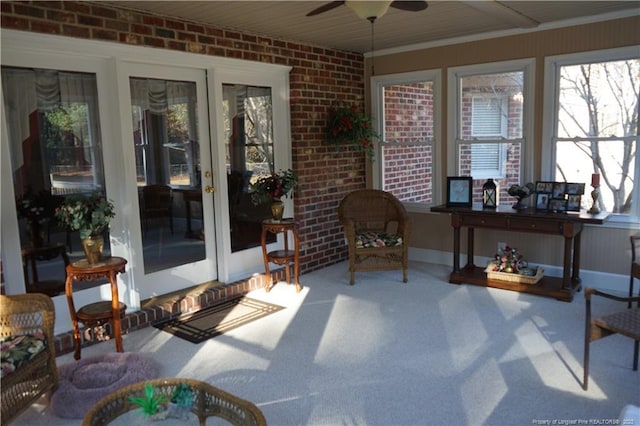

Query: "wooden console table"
<box><xmin>431</xmin><ymin>204</ymin><xmax>610</xmax><ymax>302</ymax></box>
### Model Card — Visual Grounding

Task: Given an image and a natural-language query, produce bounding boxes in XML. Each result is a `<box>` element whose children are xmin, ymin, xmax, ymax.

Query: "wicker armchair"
<box><xmin>1</xmin><ymin>293</ymin><xmax>58</xmax><ymax>424</ymax></box>
<box><xmin>337</xmin><ymin>189</ymin><xmax>411</xmax><ymax>285</ymax></box>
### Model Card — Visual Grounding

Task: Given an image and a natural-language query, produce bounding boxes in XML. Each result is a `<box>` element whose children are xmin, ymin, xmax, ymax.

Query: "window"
<box><xmin>372</xmin><ymin>70</ymin><xmax>440</xmax><ymax>208</ymax></box>
<box><xmin>448</xmin><ymin>59</ymin><xmax>534</xmax><ymax>203</ymax></box>
<box><xmin>543</xmin><ymin>47</ymin><xmax>639</xmax><ymax>223</ymax></box>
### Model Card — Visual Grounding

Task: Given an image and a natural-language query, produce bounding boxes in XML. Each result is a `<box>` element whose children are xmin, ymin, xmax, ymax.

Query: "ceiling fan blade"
<box><xmin>306</xmin><ymin>1</ymin><xmax>345</xmax><ymax>16</ymax></box>
<box><xmin>390</xmin><ymin>1</ymin><xmax>428</xmax><ymax>12</ymax></box>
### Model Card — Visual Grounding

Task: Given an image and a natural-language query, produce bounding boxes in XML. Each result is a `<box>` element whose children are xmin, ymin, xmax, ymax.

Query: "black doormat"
<box><xmin>154</xmin><ymin>296</ymin><xmax>285</xmax><ymax>343</ymax></box>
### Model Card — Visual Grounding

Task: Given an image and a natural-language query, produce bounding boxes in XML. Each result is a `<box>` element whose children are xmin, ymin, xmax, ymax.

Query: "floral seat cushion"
<box><xmin>1</xmin><ymin>333</ymin><xmax>46</xmax><ymax>378</ymax></box>
<box><xmin>355</xmin><ymin>231</ymin><xmax>403</xmax><ymax>248</ymax></box>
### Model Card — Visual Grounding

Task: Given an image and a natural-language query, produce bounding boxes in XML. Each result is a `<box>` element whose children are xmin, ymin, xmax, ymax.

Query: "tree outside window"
<box><xmin>554</xmin><ymin>58</ymin><xmax>639</xmax><ymax>215</ymax></box>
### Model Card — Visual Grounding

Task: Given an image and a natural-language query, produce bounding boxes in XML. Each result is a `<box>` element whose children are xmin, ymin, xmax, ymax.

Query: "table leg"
<box><xmin>572</xmin><ymin>230</ymin><xmax>582</xmax><ymax>290</ymax></box>
<box><xmin>562</xmin><ymin>235</ymin><xmax>573</xmax><ymax>289</ymax></box>
<box><xmin>466</xmin><ymin>227</ymin><xmax>475</xmax><ymax>269</ymax></box>
<box><xmin>261</xmin><ymin>227</ymin><xmax>272</xmax><ymax>292</ymax></box>
<box><xmin>453</xmin><ymin>225</ymin><xmax>461</xmax><ymax>273</ymax></box>
<box><xmin>283</xmin><ymin>232</ymin><xmax>291</xmax><ymax>285</ymax></box>
<box><xmin>109</xmin><ymin>270</ymin><xmax>123</xmax><ymax>352</ymax></box>
<box><xmin>293</xmin><ymin>229</ymin><xmax>301</xmax><ymax>293</ymax></box>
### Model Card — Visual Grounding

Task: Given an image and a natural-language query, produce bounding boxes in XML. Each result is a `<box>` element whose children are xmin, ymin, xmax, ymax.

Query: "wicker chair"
<box><xmin>583</xmin><ymin>287</ymin><xmax>640</xmax><ymax>390</ymax></box>
<box><xmin>337</xmin><ymin>189</ymin><xmax>411</xmax><ymax>285</ymax></box>
<box><xmin>1</xmin><ymin>293</ymin><xmax>58</xmax><ymax>423</ymax></box>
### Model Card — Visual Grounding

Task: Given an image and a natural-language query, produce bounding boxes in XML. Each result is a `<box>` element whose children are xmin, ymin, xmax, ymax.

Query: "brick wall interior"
<box><xmin>1</xmin><ymin>0</ymin><xmax>370</xmax><ymax>275</ymax></box>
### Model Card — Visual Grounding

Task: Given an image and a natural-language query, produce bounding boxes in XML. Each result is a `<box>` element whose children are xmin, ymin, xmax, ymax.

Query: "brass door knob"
<box><xmin>204</xmin><ymin>185</ymin><xmax>215</xmax><ymax>193</ymax></box>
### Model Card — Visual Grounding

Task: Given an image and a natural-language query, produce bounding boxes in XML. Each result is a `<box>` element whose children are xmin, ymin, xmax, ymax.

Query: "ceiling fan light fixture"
<box><xmin>345</xmin><ymin>0</ymin><xmax>393</xmax><ymax>20</ymax></box>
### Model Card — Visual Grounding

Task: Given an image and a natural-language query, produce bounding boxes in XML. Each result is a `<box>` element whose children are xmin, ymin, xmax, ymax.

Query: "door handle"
<box><xmin>204</xmin><ymin>185</ymin><xmax>215</xmax><ymax>193</ymax></box>
<box><xmin>204</xmin><ymin>171</ymin><xmax>212</xmax><ymax>178</ymax></box>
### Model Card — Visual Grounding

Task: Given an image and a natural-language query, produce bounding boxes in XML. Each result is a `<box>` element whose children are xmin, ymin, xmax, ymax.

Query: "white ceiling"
<box><xmin>103</xmin><ymin>1</ymin><xmax>640</xmax><ymax>54</ymax></box>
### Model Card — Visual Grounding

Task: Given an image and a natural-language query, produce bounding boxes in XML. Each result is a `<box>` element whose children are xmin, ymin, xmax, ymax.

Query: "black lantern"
<box><xmin>483</xmin><ymin>179</ymin><xmax>498</xmax><ymax>209</ymax></box>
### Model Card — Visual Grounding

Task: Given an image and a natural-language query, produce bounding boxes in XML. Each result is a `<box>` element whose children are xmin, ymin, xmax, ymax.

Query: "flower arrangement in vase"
<box><xmin>55</xmin><ymin>191</ymin><xmax>115</xmax><ymax>263</ymax></box>
<box><xmin>325</xmin><ymin>103</ymin><xmax>379</xmax><ymax>161</ymax></box>
<box><xmin>249</xmin><ymin>169</ymin><xmax>298</xmax><ymax>220</ymax></box>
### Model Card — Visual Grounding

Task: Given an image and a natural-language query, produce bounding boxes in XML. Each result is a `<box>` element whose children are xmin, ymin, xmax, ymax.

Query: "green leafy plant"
<box><xmin>54</xmin><ymin>191</ymin><xmax>115</xmax><ymax>239</ymax></box>
<box><xmin>325</xmin><ymin>103</ymin><xmax>379</xmax><ymax>161</ymax></box>
<box><xmin>249</xmin><ymin>169</ymin><xmax>298</xmax><ymax>205</ymax></box>
<box><xmin>170</xmin><ymin>382</ymin><xmax>194</xmax><ymax>408</ymax></box>
<box><xmin>128</xmin><ymin>382</ymin><xmax>168</xmax><ymax>417</ymax></box>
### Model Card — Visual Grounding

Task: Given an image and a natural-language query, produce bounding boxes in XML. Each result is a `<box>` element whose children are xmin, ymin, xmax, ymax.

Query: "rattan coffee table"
<box><xmin>82</xmin><ymin>378</ymin><xmax>266</xmax><ymax>426</ymax></box>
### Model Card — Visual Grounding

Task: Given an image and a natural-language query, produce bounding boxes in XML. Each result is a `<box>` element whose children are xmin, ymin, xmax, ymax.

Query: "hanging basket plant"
<box><xmin>325</xmin><ymin>103</ymin><xmax>379</xmax><ymax>161</ymax></box>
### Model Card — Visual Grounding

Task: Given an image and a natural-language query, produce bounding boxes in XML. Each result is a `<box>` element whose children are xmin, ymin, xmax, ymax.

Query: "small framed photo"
<box><xmin>536</xmin><ymin>181</ymin><xmax>554</xmax><ymax>194</ymax></box>
<box><xmin>535</xmin><ymin>193</ymin><xmax>549</xmax><ymax>211</ymax></box>
<box><xmin>565</xmin><ymin>182</ymin><xmax>585</xmax><ymax>195</ymax></box>
<box><xmin>549</xmin><ymin>198</ymin><xmax>567</xmax><ymax>212</ymax></box>
<box><xmin>552</xmin><ymin>182</ymin><xmax>566</xmax><ymax>198</ymax></box>
<box><xmin>446</xmin><ymin>176</ymin><xmax>473</xmax><ymax>208</ymax></box>
<box><xmin>566</xmin><ymin>194</ymin><xmax>582</xmax><ymax>212</ymax></box>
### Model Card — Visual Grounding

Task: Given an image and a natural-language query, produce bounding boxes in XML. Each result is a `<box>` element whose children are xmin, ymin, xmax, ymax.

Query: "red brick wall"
<box><xmin>381</xmin><ymin>82</ymin><xmax>434</xmax><ymax>203</ymax></box>
<box><xmin>1</xmin><ymin>1</ymin><xmax>367</xmax><ymax>274</ymax></box>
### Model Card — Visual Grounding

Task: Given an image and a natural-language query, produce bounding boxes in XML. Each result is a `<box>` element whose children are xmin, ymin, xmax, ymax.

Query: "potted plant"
<box><xmin>55</xmin><ymin>191</ymin><xmax>115</xmax><ymax>264</ymax></box>
<box><xmin>249</xmin><ymin>169</ymin><xmax>298</xmax><ymax>220</ymax></box>
<box><xmin>168</xmin><ymin>382</ymin><xmax>194</xmax><ymax>420</ymax></box>
<box><xmin>325</xmin><ymin>103</ymin><xmax>380</xmax><ymax>161</ymax></box>
<box><xmin>16</xmin><ymin>189</ymin><xmax>55</xmax><ymax>248</ymax></box>
<box><xmin>128</xmin><ymin>381</ymin><xmax>168</xmax><ymax>420</ymax></box>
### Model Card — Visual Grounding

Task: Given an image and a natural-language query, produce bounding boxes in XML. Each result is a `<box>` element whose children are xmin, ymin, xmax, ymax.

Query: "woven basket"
<box><xmin>485</xmin><ymin>263</ymin><xmax>544</xmax><ymax>285</ymax></box>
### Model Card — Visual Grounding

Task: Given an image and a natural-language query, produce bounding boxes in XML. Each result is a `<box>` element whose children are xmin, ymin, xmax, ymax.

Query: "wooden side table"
<box><xmin>65</xmin><ymin>256</ymin><xmax>127</xmax><ymax>360</ymax></box>
<box><xmin>261</xmin><ymin>218</ymin><xmax>302</xmax><ymax>293</ymax></box>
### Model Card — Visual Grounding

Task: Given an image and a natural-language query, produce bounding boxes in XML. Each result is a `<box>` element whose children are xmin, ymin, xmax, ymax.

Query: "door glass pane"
<box><xmin>223</xmin><ymin>84</ymin><xmax>275</xmax><ymax>252</ymax></box>
<box><xmin>130</xmin><ymin>77</ymin><xmax>205</xmax><ymax>273</ymax></box>
<box><xmin>2</xmin><ymin>66</ymin><xmax>107</xmax><ymax>295</ymax></box>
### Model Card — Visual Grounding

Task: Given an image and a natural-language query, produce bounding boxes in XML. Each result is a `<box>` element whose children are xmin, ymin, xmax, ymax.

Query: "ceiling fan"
<box><xmin>306</xmin><ymin>1</ymin><xmax>428</xmax><ymax>20</ymax></box>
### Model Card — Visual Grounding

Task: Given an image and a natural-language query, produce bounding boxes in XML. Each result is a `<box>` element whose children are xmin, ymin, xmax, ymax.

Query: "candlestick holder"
<box><xmin>588</xmin><ymin>185</ymin><xmax>601</xmax><ymax>214</ymax></box>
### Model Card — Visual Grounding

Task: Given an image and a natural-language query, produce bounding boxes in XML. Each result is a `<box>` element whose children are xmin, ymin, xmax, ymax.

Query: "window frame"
<box><xmin>447</xmin><ymin>58</ymin><xmax>535</xmax><ymax>199</ymax></box>
<box><xmin>541</xmin><ymin>46</ymin><xmax>640</xmax><ymax>226</ymax></box>
<box><xmin>371</xmin><ymin>69</ymin><xmax>442</xmax><ymax>212</ymax></box>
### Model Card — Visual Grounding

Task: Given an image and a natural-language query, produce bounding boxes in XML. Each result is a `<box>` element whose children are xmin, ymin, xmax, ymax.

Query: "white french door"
<box><xmin>117</xmin><ymin>62</ymin><xmax>217</xmax><ymax>294</ymax></box>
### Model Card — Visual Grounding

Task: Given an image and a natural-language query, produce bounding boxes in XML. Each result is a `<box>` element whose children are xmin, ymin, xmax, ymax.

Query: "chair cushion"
<box><xmin>0</xmin><ymin>333</ymin><xmax>46</xmax><ymax>378</ymax></box>
<box><xmin>356</xmin><ymin>231</ymin><xmax>403</xmax><ymax>248</ymax></box>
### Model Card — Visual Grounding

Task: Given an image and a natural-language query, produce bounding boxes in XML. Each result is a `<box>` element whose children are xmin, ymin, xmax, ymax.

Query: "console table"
<box><xmin>431</xmin><ymin>204</ymin><xmax>610</xmax><ymax>302</ymax></box>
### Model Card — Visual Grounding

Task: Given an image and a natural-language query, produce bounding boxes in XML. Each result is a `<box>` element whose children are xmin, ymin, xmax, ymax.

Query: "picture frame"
<box><xmin>535</xmin><ymin>193</ymin><xmax>550</xmax><ymax>211</ymax></box>
<box><xmin>566</xmin><ymin>194</ymin><xmax>582</xmax><ymax>212</ymax></box>
<box><xmin>565</xmin><ymin>182</ymin><xmax>585</xmax><ymax>195</ymax></box>
<box><xmin>535</xmin><ymin>181</ymin><xmax>554</xmax><ymax>194</ymax></box>
<box><xmin>446</xmin><ymin>176</ymin><xmax>473</xmax><ymax>208</ymax></box>
<box><xmin>549</xmin><ymin>198</ymin><xmax>567</xmax><ymax>212</ymax></box>
<box><xmin>552</xmin><ymin>182</ymin><xmax>566</xmax><ymax>198</ymax></box>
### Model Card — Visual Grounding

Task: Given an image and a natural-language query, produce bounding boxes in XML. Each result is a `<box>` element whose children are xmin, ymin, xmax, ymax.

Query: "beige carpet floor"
<box><xmin>13</xmin><ymin>261</ymin><xmax>640</xmax><ymax>425</ymax></box>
